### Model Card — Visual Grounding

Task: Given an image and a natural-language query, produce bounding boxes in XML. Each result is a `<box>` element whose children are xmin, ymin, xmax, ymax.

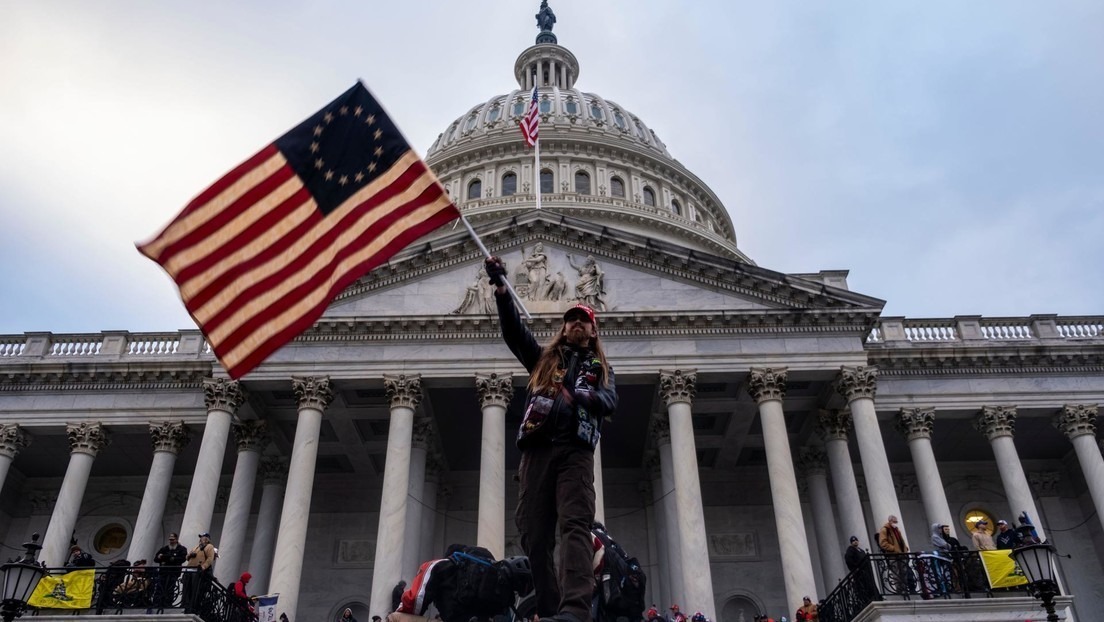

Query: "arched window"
<box><xmin>565</xmin><ymin>99</ymin><xmax>578</xmax><ymax>115</ymax></box>
<box><xmin>610</xmin><ymin>177</ymin><xmax>625</xmax><ymax>198</ymax></box>
<box><xmin>575</xmin><ymin>171</ymin><xmax>591</xmax><ymax>195</ymax></box>
<box><xmin>590</xmin><ymin>102</ymin><xmax>604</xmax><ymax>120</ymax></box>
<box><xmin>540</xmin><ymin>169</ymin><xmax>554</xmax><ymax>194</ymax></box>
<box><xmin>671</xmin><ymin>199</ymin><xmax>682</xmax><ymax>216</ymax></box>
<box><xmin>467</xmin><ymin>179</ymin><xmax>482</xmax><ymax>200</ymax></box>
<box><xmin>642</xmin><ymin>187</ymin><xmax>656</xmax><ymax>207</ymax></box>
<box><xmin>487</xmin><ymin>106</ymin><xmax>501</xmax><ymax>123</ymax></box>
<box><xmin>501</xmin><ymin>173</ymin><xmax>517</xmax><ymax>196</ymax></box>
<box><xmin>539</xmin><ymin>98</ymin><xmax>552</xmax><ymax>114</ymax></box>
<box><xmin>513</xmin><ymin>100</ymin><xmax>526</xmax><ymax>117</ymax></box>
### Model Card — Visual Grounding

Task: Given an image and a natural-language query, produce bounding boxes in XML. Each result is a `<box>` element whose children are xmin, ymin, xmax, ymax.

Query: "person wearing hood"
<box><xmin>339</xmin><ymin>608</ymin><xmax>358</xmax><ymax>622</ymax></box>
<box><xmin>229</xmin><ymin>572</ymin><xmax>256</xmax><ymax>618</ymax></box>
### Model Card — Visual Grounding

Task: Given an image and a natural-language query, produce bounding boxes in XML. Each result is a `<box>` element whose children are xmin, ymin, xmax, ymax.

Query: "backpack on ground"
<box><xmin>398</xmin><ymin>544</ymin><xmax>531</xmax><ymax>622</ymax></box>
<box><xmin>592</xmin><ymin>522</ymin><xmax>647</xmax><ymax>621</ymax></box>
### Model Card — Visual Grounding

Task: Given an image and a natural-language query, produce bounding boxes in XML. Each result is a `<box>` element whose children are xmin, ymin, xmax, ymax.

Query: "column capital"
<box><xmin>649</xmin><ymin>413</ymin><xmax>671</xmax><ymax>445</ymax></box>
<box><xmin>292</xmin><ymin>376</ymin><xmax>334</xmax><ymax>411</ymax></box>
<box><xmin>975</xmin><ymin>405</ymin><xmax>1017</xmax><ymax>440</ymax></box>
<box><xmin>260</xmin><ymin>456</ymin><xmax>288</xmax><ymax>486</ymax></box>
<box><xmin>816</xmin><ymin>409</ymin><xmax>853</xmax><ymax>442</ymax></box>
<box><xmin>149</xmin><ymin>421</ymin><xmax>190</xmax><ymax>454</ymax></box>
<box><xmin>658</xmin><ymin>369</ymin><xmax>696</xmax><ymax>407</ymax></box>
<box><xmin>747</xmin><ymin>367</ymin><xmax>788</xmax><ymax>404</ymax></box>
<box><xmin>837</xmin><ymin>365</ymin><xmax>878</xmax><ymax>402</ymax></box>
<box><xmin>475</xmin><ymin>372</ymin><xmax>513</xmax><ymax>410</ymax></box>
<box><xmin>0</xmin><ymin>424</ymin><xmax>32</xmax><ymax>459</ymax></box>
<box><xmin>895</xmin><ymin>407</ymin><xmax>936</xmax><ymax>441</ymax></box>
<box><xmin>384</xmin><ymin>373</ymin><xmax>423</xmax><ymax>410</ymax></box>
<box><xmin>1054</xmin><ymin>404</ymin><xmax>1098</xmax><ymax>440</ymax></box>
<box><xmin>66</xmin><ymin>422</ymin><xmax>110</xmax><ymax>456</ymax></box>
<box><xmin>233</xmin><ymin>420</ymin><xmax>269</xmax><ymax>453</ymax></box>
<box><xmin>412</xmin><ymin>418</ymin><xmax>434</xmax><ymax>450</ymax></box>
<box><xmin>797</xmin><ymin>446</ymin><xmax>828</xmax><ymax>475</ymax></box>
<box><xmin>203</xmin><ymin>378</ymin><xmax>245</xmax><ymax>413</ymax></box>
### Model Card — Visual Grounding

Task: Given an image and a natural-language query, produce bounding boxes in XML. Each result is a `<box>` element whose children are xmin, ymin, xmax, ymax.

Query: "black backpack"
<box><xmin>439</xmin><ymin>545</ymin><xmax>515</xmax><ymax>622</ymax></box>
<box><xmin>592</xmin><ymin>523</ymin><xmax>647</xmax><ymax>620</ymax></box>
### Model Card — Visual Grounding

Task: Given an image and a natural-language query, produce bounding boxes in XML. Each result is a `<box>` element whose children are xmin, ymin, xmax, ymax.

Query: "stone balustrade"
<box><xmin>867</xmin><ymin>314</ymin><xmax>1103</xmax><ymax>346</ymax></box>
<box><xmin>0</xmin><ymin>330</ymin><xmax>211</xmax><ymax>362</ymax></box>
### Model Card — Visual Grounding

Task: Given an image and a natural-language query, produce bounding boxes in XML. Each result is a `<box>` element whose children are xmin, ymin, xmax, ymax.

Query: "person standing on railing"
<box><xmin>971</xmin><ymin>520</ymin><xmax>995</xmax><ymax>551</ymax></box>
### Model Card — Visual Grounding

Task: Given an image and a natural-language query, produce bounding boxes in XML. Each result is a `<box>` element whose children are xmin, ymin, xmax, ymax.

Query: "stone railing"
<box><xmin>867</xmin><ymin>315</ymin><xmax>1103</xmax><ymax>345</ymax></box>
<box><xmin>0</xmin><ymin>330</ymin><xmax>212</xmax><ymax>362</ymax></box>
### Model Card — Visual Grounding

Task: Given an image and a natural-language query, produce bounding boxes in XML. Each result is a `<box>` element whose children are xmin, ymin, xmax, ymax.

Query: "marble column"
<box><xmin>652</xmin><ymin>416</ymin><xmax>683</xmax><ymax>608</ymax></box>
<box><xmin>1054</xmin><ymin>404</ymin><xmax>1104</xmax><ymax>535</ymax></box>
<box><xmin>370</xmin><ymin>374</ymin><xmax>422</xmax><ymax>618</ymax></box>
<box><xmin>270</xmin><ymin>376</ymin><xmax>334</xmax><ymax>622</ymax></box>
<box><xmin>249</xmin><ymin>457</ymin><xmax>287</xmax><ymax>595</ymax></box>
<box><xmin>837</xmin><ymin>366</ymin><xmax>906</xmax><ymax>542</ymax></box>
<box><xmin>129</xmin><ymin>421</ymin><xmax>191</xmax><ymax>563</ymax></box>
<box><xmin>216</xmin><ymin>421</ymin><xmax>268</xmax><ymax>584</ymax></box>
<box><xmin>798</xmin><ymin>447</ymin><xmax>847</xmax><ymax>588</ymax></box>
<box><xmin>748</xmin><ymin>367</ymin><xmax>816</xmax><ymax>612</ymax></box>
<box><xmin>180</xmin><ymin>378</ymin><xmax>244</xmax><ymax>550</ymax></box>
<box><xmin>816</xmin><ymin>409</ymin><xmax>869</xmax><ymax>550</ymax></box>
<box><xmin>895</xmin><ymin>408</ymin><xmax>956</xmax><ymax>538</ymax></box>
<box><xmin>475</xmin><ymin>372</ymin><xmax>511</xmax><ymax>559</ymax></box>
<box><xmin>419</xmin><ymin>454</ymin><xmax>442</xmax><ymax>565</ymax></box>
<box><xmin>42</xmin><ymin>422</ymin><xmax>110</xmax><ymax>566</ymax></box>
<box><xmin>659</xmin><ymin>370</ymin><xmax>715</xmax><ymax>619</ymax></box>
<box><xmin>974</xmin><ymin>406</ymin><xmax>1045</xmax><ymax>540</ymax></box>
<box><xmin>0</xmin><ymin>424</ymin><xmax>31</xmax><ymax>496</ymax></box>
<box><xmin>646</xmin><ymin>455</ymin><xmax>670</xmax><ymax>611</ymax></box>
<box><xmin>403</xmin><ymin>418</ymin><xmax>431</xmax><ymax>579</ymax></box>
<box><xmin>593</xmin><ymin>440</ymin><xmax>606</xmax><ymax>525</ymax></box>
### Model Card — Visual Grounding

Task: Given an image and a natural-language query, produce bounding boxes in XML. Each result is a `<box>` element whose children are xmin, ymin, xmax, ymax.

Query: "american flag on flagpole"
<box><xmin>519</xmin><ymin>85</ymin><xmax>539</xmax><ymax>147</ymax></box>
<box><xmin>138</xmin><ymin>82</ymin><xmax>460</xmax><ymax>379</ymax></box>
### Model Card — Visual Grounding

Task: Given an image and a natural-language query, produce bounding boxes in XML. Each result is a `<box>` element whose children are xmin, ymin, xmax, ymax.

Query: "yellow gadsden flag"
<box><xmin>27</xmin><ymin>569</ymin><xmax>96</xmax><ymax>609</ymax></box>
<box><xmin>980</xmin><ymin>550</ymin><xmax>1029</xmax><ymax>588</ymax></box>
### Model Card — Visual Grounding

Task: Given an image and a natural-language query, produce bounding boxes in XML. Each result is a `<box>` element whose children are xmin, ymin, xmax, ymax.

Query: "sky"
<box><xmin>2</xmin><ymin>0</ymin><xmax>1102</xmax><ymax>335</ymax></box>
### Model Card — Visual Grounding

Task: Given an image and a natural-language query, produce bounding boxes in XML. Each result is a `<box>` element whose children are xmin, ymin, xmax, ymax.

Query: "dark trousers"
<box><xmin>516</xmin><ymin>442</ymin><xmax>596</xmax><ymax>622</ymax></box>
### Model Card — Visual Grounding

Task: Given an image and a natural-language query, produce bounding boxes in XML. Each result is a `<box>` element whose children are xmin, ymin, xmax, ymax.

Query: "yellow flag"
<box><xmin>980</xmin><ymin>550</ymin><xmax>1029</xmax><ymax>588</ymax></box>
<box><xmin>27</xmin><ymin>569</ymin><xmax>96</xmax><ymax>609</ymax></box>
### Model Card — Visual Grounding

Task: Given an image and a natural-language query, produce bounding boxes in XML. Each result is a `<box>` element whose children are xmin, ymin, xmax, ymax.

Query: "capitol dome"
<box><xmin>423</xmin><ymin>17</ymin><xmax>751</xmax><ymax>263</ymax></box>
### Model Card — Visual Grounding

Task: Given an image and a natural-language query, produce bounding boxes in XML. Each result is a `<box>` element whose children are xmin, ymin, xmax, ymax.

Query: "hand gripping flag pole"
<box><xmin>457</xmin><ymin>214</ymin><xmax>532</xmax><ymax>319</ymax></box>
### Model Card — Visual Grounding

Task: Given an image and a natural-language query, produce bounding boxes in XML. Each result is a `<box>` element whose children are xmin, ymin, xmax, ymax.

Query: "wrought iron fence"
<box><xmin>28</xmin><ymin>564</ymin><xmax>255</xmax><ymax>622</ymax></box>
<box><xmin>818</xmin><ymin>551</ymin><xmax>1033</xmax><ymax>622</ymax></box>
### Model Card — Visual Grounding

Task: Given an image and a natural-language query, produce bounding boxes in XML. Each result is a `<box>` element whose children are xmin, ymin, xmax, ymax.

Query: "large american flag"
<box><xmin>519</xmin><ymin>85</ymin><xmax>539</xmax><ymax>147</ymax></box>
<box><xmin>138</xmin><ymin>82</ymin><xmax>460</xmax><ymax>379</ymax></box>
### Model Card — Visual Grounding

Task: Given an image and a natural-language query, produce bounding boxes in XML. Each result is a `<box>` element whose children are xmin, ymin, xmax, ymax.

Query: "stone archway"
<box><xmin>719</xmin><ymin>594</ymin><xmax>762</xmax><ymax>622</ymax></box>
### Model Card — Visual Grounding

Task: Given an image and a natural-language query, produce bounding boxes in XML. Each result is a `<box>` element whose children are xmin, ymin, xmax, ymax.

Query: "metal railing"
<box><xmin>28</xmin><ymin>564</ymin><xmax>254</xmax><ymax>622</ymax></box>
<box><xmin>818</xmin><ymin>551</ymin><xmax>1033</xmax><ymax>622</ymax></box>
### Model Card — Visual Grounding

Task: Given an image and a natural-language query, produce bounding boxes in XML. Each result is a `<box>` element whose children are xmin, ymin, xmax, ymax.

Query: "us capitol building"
<box><xmin>2</xmin><ymin>5</ymin><xmax>1103</xmax><ymax>622</ymax></box>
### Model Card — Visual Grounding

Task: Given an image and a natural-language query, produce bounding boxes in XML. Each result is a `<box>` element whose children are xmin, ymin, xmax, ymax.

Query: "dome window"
<box><xmin>464</xmin><ymin>114</ymin><xmax>478</xmax><ymax>133</ymax></box>
<box><xmin>613</xmin><ymin>110</ymin><xmax>627</xmax><ymax>130</ymax></box>
<box><xmin>589</xmin><ymin>102</ymin><xmax>604</xmax><ymax>120</ymax></box>
<box><xmin>487</xmin><ymin>106</ymin><xmax>501</xmax><ymax>123</ymax></box>
<box><xmin>633</xmin><ymin>118</ymin><xmax>646</xmax><ymax>138</ymax></box>
<box><xmin>513</xmin><ymin>100</ymin><xmax>526</xmax><ymax>117</ymax></box>
<box><xmin>540</xmin><ymin>169</ymin><xmax>554</xmax><ymax>194</ymax></box>
<box><xmin>467</xmin><ymin>179</ymin><xmax>482</xmax><ymax>201</ymax></box>
<box><xmin>643</xmin><ymin>187</ymin><xmax>656</xmax><ymax>207</ymax></box>
<box><xmin>575</xmin><ymin>171</ymin><xmax>591</xmax><ymax>195</ymax></box>
<box><xmin>539</xmin><ymin>97</ymin><xmax>552</xmax><ymax>114</ymax></box>
<box><xmin>502</xmin><ymin>173</ymin><xmax>517</xmax><ymax>197</ymax></box>
<box><xmin>671</xmin><ymin>199</ymin><xmax>682</xmax><ymax>216</ymax></box>
<box><xmin>565</xmin><ymin>99</ymin><xmax>578</xmax><ymax>115</ymax></box>
<box><xmin>610</xmin><ymin>177</ymin><xmax>625</xmax><ymax>198</ymax></box>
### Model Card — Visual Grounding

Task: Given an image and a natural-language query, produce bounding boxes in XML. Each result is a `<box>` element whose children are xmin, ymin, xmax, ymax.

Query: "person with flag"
<box><xmin>484</xmin><ymin>256</ymin><xmax>618</xmax><ymax>622</ymax></box>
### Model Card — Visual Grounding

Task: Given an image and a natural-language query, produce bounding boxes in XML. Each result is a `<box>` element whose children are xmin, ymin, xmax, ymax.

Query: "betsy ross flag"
<box><xmin>138</xmin><ymin>82</ymin><xmax>460</xmax><ymax>379</ymax></box>
<box><xmin>519</xmin><ymin>85</ymin><xmax>539</xmax><ymax>147</ymax></box>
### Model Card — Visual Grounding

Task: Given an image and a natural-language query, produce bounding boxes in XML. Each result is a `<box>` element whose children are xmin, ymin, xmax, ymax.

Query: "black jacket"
<box><xmin>495</xmin><ymin>292</ymin><xmax>617</xmax><ymax>450</ymax></box>
<box><xmin>844</xmin><ymin>545</ymin><xmax>867</xmax><ymax>572</ymax></box>
<box><xmin>155</xmin><ymin>543</ymin><xmax>188</xmax><ymax>566</ymax></box>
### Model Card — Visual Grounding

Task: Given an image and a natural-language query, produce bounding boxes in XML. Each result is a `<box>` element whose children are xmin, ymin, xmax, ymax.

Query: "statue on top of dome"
<box><xmin>536</xmin><ymin>1</ymin><xmax>556</xmax><ymax>33</ymax></box>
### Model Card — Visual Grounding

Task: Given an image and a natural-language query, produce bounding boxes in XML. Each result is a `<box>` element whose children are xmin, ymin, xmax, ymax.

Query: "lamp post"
<box><xmin>1</xmin><ymin>533</ymin><xmax>45</xmax><ymax>622</ymax></box>
<box><xmin>1010</xmin><ymin>543</ymin><xmax>1060</xmax><ymax>622</ymax></box>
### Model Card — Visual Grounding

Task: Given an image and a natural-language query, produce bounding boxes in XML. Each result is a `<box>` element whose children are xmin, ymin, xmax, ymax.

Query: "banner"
<box><xmin>27</xmin><ymin>569</ymin><xmax>96</xmax><ymax>609</ymax></box>
<box><xmin>980</xmin><ymin>550</ymin><xmax>1029</xmax><ymax>588</ymax></box>
<box><xmin>256</xmin><ymin>594</ymin><xmax>280</xmax><ymax>622</ymax></box>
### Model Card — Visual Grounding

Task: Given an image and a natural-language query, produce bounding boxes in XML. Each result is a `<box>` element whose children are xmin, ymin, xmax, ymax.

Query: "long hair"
<box><xmin>528</xmin><ymin>329</ymin><xmax>610</xmax><ymax>393</ymax></box>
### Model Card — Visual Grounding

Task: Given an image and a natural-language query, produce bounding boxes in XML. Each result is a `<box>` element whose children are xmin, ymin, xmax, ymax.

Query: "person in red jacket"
<box><xmin>229</xmin><ymin>572</ymin><xmax>255</xmax><ymax>619</ymax></box>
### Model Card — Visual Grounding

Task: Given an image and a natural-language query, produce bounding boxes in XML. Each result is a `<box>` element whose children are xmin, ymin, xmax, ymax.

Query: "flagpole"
<box><xmin>458</xmin><ymin>214</ymin><xmax>532</xmax><ymax>319</ymax></box>
<box><xmin>534</xmin><ymin>136</ymin><xmax>542</xmax><ymax>211</ymax></box>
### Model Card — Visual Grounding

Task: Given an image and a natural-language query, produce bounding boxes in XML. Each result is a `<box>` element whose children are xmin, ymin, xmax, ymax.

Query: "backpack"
<box><xmin>592</xmin><ymin>523</ymin><xmax>647</xmax><ymax>620</ymax></box>
<box><xmin>440</xmin><ymin>545</ymin><xmax>515</xmax><ymax>622</ymax></box>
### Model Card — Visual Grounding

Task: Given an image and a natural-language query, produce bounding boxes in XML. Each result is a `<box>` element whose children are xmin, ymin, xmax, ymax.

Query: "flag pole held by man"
<box><xmin>139</xmin><ymin>82</ymin><xmax>474</xmax><ymax>379</ymax></box>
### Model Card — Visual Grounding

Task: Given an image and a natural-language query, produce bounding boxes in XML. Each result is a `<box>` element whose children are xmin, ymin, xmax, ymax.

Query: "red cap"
<box><xmin>563</xmin><ymin>304</ymin><xmax>597</xmax><ymax>328</ymax></box>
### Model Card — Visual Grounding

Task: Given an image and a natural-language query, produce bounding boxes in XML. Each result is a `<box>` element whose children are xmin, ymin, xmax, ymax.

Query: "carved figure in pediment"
<box><xmin>545</xmin><ymin>271</ymin><xmax>568</xmax><ymax>301</ymax></box>
<box><xmin>452</xmin><ymin>263</ymin><xmax>496</xmax><ymax>315</ymax></box>
<box><xmin>568</xmin><ymin>254</ymin><xmax>607</xmax><ymax>311</ymax></box>
<box><xmin>521</xmin><ymin>243</ymin><xmax>550</xmax><ymax>301</ymax></box>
